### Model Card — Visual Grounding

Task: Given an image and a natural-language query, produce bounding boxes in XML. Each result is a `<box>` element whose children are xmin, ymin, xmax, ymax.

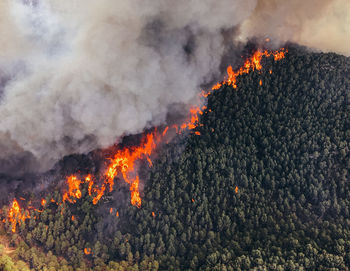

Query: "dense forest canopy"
<box><xmin>0</xmin><ymin>47</ymin><xmax>349</xmax><ymax>270</ymax></box>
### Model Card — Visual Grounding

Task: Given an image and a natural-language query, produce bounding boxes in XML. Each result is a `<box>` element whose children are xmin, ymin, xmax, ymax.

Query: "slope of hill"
<box><xmin>1</xmin><ymin>48</ymin><xmax>349</xmax><ymax>270</ymax></box>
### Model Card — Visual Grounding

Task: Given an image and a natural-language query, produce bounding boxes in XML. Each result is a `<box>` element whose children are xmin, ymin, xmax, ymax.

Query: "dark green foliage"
<box><xmin>120</xmin><ymin>49</ymin><xmax>350</xmax><ymax>270</ymax></box>
<box><xmin>3</xmin><ymin>49</ymin><xmax>350</xmax><ymax>270</ymax></box>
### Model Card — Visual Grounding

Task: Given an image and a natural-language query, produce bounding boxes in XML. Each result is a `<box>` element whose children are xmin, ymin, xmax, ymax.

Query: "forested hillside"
<box><xmin>1</xmin><ymin>48</ymin><xmax>349</xmax><ymax>270</ymax></box>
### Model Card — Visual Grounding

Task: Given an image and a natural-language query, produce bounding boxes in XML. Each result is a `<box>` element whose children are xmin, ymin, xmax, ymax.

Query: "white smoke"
<box><xmin>239</xmin><ymin>0</ymin><xmax>350</xmax><ymax>56</ymax></box>
<box><xmin>0</xmin><ymin>0</ymin><xmax>348</xmax><ymax>173</ymax></box>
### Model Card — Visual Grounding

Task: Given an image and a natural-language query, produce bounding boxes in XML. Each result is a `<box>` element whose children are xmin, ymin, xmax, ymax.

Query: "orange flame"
<box><xmin>1</xmin><ymin>48</ymin><xmax>287</xmax><ymax>231</ymax></box>
<box><xmin>58</xmin><ymin>131</ymin><xmax>159</xmax><ymax>208</ymax></box>
<box><xmin>93</xmin><ymin>132</ymin><xmax>158</xmax><ymax>207</ymax></box>
<box><xmin>162</xmin><ymin>126</ymin><xmax>169</xmax><ymax>136</ymax></box>
<box><xmin>8</xmin><ymin>199</ymin><xmax>29</xmax><ymax>233</ymax></box>
<box><xmin>62</xmin><ymin>176</ymin><xmax>82</xmax><ymax>203</ymax></box>
<box><xmin>84</xmin><ymin>248</ymin><xmax>92</xmax><ymax>255</ymax></box>
<box><xmin>129</xmin><ymin>176</ymin><xmax>141</xmax><ymax>208</ymax></box>
<box><xmin>85</xmin><ymin>174</ymin><xmax>94</xmax><ymax>196</ymax></box>
<box><xmin>202</xmin><ymin>48</ymin><xmax>287</xmax><ymax>96</ymax></box>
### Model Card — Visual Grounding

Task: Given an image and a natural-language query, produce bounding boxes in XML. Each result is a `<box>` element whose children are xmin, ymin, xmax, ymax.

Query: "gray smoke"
<box><xmin>0</xmin><ymin>0</ymin><xmax>255</xmax><ymax>172</ymax></box>
<box><xmin>0</xmin><ymin>0</ymin><xmax>348</xmax><ymax>174</ymax></box>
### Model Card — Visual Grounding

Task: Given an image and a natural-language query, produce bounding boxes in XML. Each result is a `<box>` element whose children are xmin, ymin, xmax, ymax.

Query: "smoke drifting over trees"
<box><xmin>240</xmin><ymin>0</ymin><xmax>350</xmax><ymax>56</ymax></box>
<box><xmin>0</xmin><ymin>0</ymin><xmax>348</xmax><ymax>173</ymax></box>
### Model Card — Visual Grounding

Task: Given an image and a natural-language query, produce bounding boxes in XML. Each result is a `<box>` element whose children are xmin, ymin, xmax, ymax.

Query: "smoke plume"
<box><xmin>0</xmin><ymin>0</ymin><xmax>348</xmax><ymax>174</ymax></box>
<box><xmin>239</xmin><ymin>0</ymin><xmax>350</xmax><ymax>56</ymax></box>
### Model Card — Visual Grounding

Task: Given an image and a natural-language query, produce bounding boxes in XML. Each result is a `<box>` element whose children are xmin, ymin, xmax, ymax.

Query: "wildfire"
<box><xmin>7</xmin><ymin>199</ymin><xmax>29</xmax><ymax>233</ymax></box>
<box><xmin>205</xmin><ymin>48</ymin><xmax>287</xmax><ymax>95</ymax></box>
<box><xmin>62</xmin><ymin>176</ymin><xmax>82</xmax><ymax>203</ymax></box>
<box><xmin>99</xmin><ymin>133</ymin><xmax>157</xmax><ymax>206</ymax></box>
<box><xmin>59</xmin><ymin>48</ymin><xmax>286</xmax><ymax>210</ymax></box>
<box><xmin>54</xmin><ymin>131</ymin><xmax>159</xmax><ymax>208</ymax></box>
<box><xmin>129</xmin><ymin>176</ymin><xmax>141</xmax><ymax>208</ymax></box>
<box><xmin>1</xmin><ymin>48</ymin><xmax>287</xmax><ymax>233</ymax></box>
<box><xmin>84</xmin><ymin>248</ymin><xmax>92</xmax><ymax>255</ymax></box>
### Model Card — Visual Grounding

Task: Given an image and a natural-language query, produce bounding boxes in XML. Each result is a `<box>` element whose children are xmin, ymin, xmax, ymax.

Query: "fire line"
<box><xmin>2</xmin><ymin>48</ymin><xmax>287</xmax><ymax>233</ymax></box>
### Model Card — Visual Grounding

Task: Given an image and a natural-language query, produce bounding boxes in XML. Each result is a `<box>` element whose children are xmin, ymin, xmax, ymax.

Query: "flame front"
<box><xmin>99</xmin><ymin>133</ymin><xmax>157</xmax><ymax>207</ymax></box>
<box><xmin>1</xmin><ymin>48</ymin><xmax>287</xmax><ymax>232</ymax></box>
<box><xmin>56</xmin><ymin>132</ymin><xmax>159</xmax><ymax>208</ymax></box>
<box><xmin>208</xmin><ymin>49</ymin><xmax>287</xmax><ymax>94</ymax></box>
